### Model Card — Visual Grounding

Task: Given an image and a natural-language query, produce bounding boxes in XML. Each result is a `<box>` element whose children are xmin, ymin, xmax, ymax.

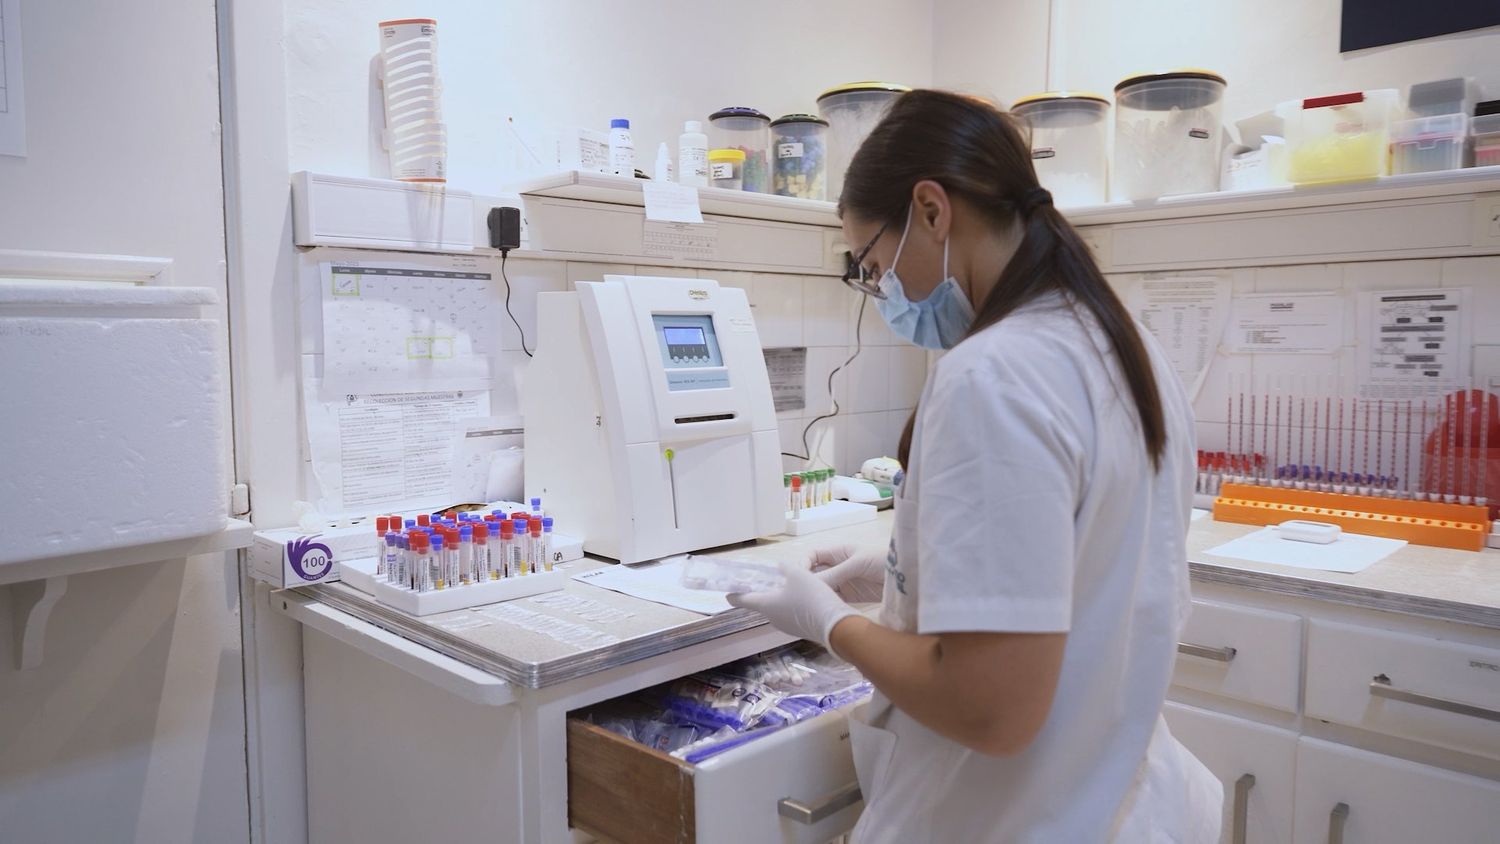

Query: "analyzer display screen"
<box><xmin>651</xmin><ymin>314</ymin><xmax>728</xmax><ymax>390</ymax></box>
<box><xmin>662</xmin><ymin>326</ymin><xmax>709</xmax><ymax>360</ymax></box>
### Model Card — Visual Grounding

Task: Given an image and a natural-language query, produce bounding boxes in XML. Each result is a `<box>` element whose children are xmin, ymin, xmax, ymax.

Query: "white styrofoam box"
<box><xmin>291</xmin><ymin>171</ymin><xmax>474</xmax><ymax>252</ymax></box>
<box><xmin>0</xmin><ymin>285</ymin><xmax>228</xmax><ymax>566</ymax></box>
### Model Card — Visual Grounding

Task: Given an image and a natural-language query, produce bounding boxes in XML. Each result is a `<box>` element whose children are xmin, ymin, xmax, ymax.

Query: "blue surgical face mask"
<box><xmin>875</xmin><ymin>207</ymin><xmax>975</xmax><ymax>350</ymax></box>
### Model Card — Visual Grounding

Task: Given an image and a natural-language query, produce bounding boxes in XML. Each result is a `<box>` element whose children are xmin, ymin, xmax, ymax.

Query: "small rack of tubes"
<box><xmin>1200</xmin><ymin>379</ymin><xmax>1497</xmax><ymax>551</ymax></box>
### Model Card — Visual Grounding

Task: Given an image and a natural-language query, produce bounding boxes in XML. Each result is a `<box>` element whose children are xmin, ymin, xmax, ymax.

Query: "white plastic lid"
<box><xmin>684</xmin><ymin>120</ymin><xmax>702</xmax><ymax>133</ymax></box>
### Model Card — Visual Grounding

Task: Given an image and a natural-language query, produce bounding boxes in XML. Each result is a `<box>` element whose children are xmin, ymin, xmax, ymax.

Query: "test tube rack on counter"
<box><xmin>781</xmin><ymin>468</ymin><xmax>885</xmax><ymax>536</ymax></box>
<box><xmin>1195</xmin><ymin>384</ymin><xmax>1498</xmax><ymax>551</ymax></box>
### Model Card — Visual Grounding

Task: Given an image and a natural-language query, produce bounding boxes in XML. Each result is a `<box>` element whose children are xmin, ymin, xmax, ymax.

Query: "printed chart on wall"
<box><xmin>1225</xmin><ymin>293</ymin><xmax>1344</xmax><ymax>354</ymax></box>
<box><xmin>1128</xmin><ymin>275</ymin><xmax>1230</xmax><ymax>401</ymax></box>
<box><xmin>1356</xmin><ymin>287</ymin><xmax>1471</xmax><ymax>399</ymax></box>
<box><xmin>0</xmin><ymin>0</ymin><xmax>27</xmax><ymax>157</ymax></box>
<box><xmin>320</xmin><ymin>260</ymin><xmax>496</xmax><ymax>394</ymax></box>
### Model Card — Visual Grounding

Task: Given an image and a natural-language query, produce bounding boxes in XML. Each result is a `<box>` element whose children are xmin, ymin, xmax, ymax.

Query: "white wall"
<box><xmin>284</xmin><ymin>0</ymin><xmax>936</xmax><ymax>190</ymax></box>
<box><xmin>935</xmin><ymin>0</ymin><xmax>1500</xmax><ymax>129</ymax></box>
<box><xmin>0</xmin><ymin>1</ymin><xmax>248</xmax><ymax>842</ymax></box>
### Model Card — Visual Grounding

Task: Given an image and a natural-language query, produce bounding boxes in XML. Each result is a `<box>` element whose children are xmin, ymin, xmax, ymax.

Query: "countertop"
<box><xmin>305</xmin><ymin>510</ymin><xmax>1500</xmax><ymax>689</ymax></box>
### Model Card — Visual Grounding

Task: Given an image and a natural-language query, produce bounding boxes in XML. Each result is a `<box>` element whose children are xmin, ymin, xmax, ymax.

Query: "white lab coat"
<box><xmin>848</xmin><ymin>293</ymin><xmax>1221</xmax><ymax>843</ymax></box>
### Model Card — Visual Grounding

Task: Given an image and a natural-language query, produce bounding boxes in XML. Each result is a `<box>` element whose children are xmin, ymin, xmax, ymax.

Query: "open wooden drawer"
<box><xmin>568</xmin><ymin>704</ymin><xmax>863</xmax><ymax>844</ymax></box>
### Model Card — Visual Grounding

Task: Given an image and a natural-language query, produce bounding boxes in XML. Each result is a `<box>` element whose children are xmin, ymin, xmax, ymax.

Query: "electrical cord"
<box><xmin>499</xmin><ymin>250</ymin><xmax>533</xmax><ymax>357</ymax></box>
<box><xmin>781</xmin><ymin>294</ymin><xmax>868</xmax><ymax>465</ymax></box>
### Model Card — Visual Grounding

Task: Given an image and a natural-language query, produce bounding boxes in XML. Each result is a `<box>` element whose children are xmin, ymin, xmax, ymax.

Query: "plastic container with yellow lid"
<box><xmin>817</xmin><ymin>82</ymin><xmax>912</xmax><ymax>200</ymax></box>
<box><xmin>1012</xmin><ymin>92</ymin><xmax>1110</xmax><ymax>207</ymax></box>
<box><xmin>708</xmin><ymin>148</ymin><xmax>747</xmax><ymax>191</ymax></box>
<box><xmin>1112</xmin><ymin>69</ymin><xmax>1227</xmax><ymax>200</ymax></box>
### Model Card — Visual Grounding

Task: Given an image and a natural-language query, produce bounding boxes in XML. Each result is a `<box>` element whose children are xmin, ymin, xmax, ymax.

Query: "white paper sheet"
<box><xmin>449</xmin><ymin>415</ymin><xmax>523</xmax><ymax>502</ymax></box>
<box><xmin>1130</xmin><ymin>275</ymin><xmax>1230</xmax><ymax>401</ymax></box>
<box><xmin>642</xmin><ymin>220</ymin><xmax>720</xmax><ymax>261</ymax></box>
<box><xmin>320</xmin><ymin>261</ymin><xmax>495</xmax><ymax>394</ymax></box>
<box><xmin>1356</xmin><ymin>287</ymin><xmax>1471</xmax><ymax>400</ymax></box>
<box><xmin>641</xmin><ymin>180</ymin><xmax>705</xmax><ymax>223</ymax></box>
<box><xmin>572</xmin><ymin>557</ymin><xmax>734</xmax><ymax>615</ymax></box>
<box><xmin>1226</xmin><ymin>293</ymin><xmax>1344</xmax><ymax>353</ymax></box>
<box><xmin>0</xmin><ymin>0</ymin><xmax>27</xmax><ymax>157</ymax></box>
<box><xmin>1206</xmin><ymin>527</ymin><xmax>1405</xmax><ymax>574</ymax></box>
<box><xmin>304</xmin><ymin>382</ymin><xmax>490</xmax><ymax>516</ymax></box>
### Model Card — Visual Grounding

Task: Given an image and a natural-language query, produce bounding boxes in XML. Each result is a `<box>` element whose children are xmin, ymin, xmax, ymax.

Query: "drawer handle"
<box><xmin>1178</xmin><ymin>642</ymin><xmax>1237</xmax><ymax>662</ymax></box>
<box><xmin>1327</xmin><ymin>802</ymin><xmax>1349</xmax><ymax>844</ymax></box>
<box><xmin>1369</xmin><ymin>674</ymin><xmax>1500</xmax><ymax>723</ymax></box>
<box><xmin>777</xmin><ymin>782</ymin><xmax>862</xmax><ymax>825</ymax></box>
<box><xmin>1231</xmin><ymin>773</ymin><xmax>1255</xmax><ymax>844</ymax></box>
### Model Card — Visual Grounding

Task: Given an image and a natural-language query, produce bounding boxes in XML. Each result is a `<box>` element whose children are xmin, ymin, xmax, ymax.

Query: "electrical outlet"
<box><xmin>1474</xmin><ymin>192</ymin><xmax>1500</xmax><ymax>247</ymax></box>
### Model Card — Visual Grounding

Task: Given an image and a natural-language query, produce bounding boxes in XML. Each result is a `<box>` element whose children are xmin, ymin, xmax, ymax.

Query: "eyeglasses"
<box><xmin>840</xmin><ymin>218</ymin><xmax>892</xmax><ymax>299</ymax></box>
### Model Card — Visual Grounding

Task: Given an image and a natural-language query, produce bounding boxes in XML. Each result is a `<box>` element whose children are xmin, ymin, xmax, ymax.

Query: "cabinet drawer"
<box><xmin>1164</xmin><ymin>703</ymin><xmax>1296</xmax><ymax>844</ymax></box>
<box><xmin>1305</xmin><ymin>620</ymin><xmax>1500</xmax><ymax>761</ymax></box>
<box><xmin>568</xmin><ymin>707</ymin><xmax>861</xmax><ymax>844</ymax></box>
<box><xmin>1173</xmin><ymin>599</ymin><xmax>1303</xmax><ymax>713</ymax></box>
<box><xmin>1292</xmin><ymin>737</ymin><xmax>1500</xmax><ymax>844</ymax></box>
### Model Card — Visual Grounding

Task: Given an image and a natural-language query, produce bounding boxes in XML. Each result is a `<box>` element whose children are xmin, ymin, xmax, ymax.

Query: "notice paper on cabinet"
<box><xmin>1128</xmin><ymin>275</ymin><xmax>1230</xmax><ymax>401</ymax></box>
<box><xmin>304</xmin><ymin>380</ymin><xmax>491</xmax><ymax>516</ymax></box>
<box><xmin>1356</xmin><ymin>287</ymin><xmax>1471</xmax><ymax>399</ymax></box>
<box><xmin>320</xmin><ymin>261</ymin><xmax>495</xmax><ymax>394</ymax></box>
<box><xmin>0</xmin><ymin>0</ymin><xmax>28</xmax><ymax>157</ymax></box>
<box><xmin>1226</xmin><ymin>293</ymin><xmax>1344</xmax><ymax>354</ymax></box>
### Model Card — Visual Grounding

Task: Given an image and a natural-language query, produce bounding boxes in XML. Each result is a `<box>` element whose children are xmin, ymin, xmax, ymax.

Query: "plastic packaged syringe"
<box><xmin>680</xmin><ymin>555</ymin><xmax>786</xmax><ymax>594</ymax></box>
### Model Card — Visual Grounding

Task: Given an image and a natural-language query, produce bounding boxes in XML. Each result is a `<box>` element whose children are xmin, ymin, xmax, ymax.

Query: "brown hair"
<box><xmin>839</xmin><ymin>89</ymin><xmax>1166</xmax><ymax>469</ymax></box>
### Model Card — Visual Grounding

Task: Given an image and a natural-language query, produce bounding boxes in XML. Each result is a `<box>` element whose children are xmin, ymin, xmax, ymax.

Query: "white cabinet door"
<box><xmin>1292</xmin><ymin>738</ymin><xmax>1500</xmax><ymax>844</ymax></box>
<box><xmin>1174</xmin><ymin>599</ymin><xmax>1304</xmax><ymax>713</ymax></box>
<box><xmin>1164</xmin><ymin>703</ymin><xmax>1296</xmax><ymax>844</ymax></box>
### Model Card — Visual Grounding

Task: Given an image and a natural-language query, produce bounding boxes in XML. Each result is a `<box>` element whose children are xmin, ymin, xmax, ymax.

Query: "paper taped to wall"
<box><xmin>1226</xmin><ymin>292</ymin><xmax>1344</xmax><ymax>354</ymax></box>
<box><xmin>1356</xmin><ymin>287</ymin><xmax>1471</xmax><ymax>399</ymax></box>
<box><xmin>0</xmin><ymin>0</ymin><xmax>27</xmax><ymax>157</ymax></box>
<box><xmin>320</xmin><ymin>261</ymin><xmax>495</xmax><ymax>393</ymax></box>
<box><xmin>1129</xmin><ymin>275</ymin><xmax>1230</xmax><ymax>401</ymax></box>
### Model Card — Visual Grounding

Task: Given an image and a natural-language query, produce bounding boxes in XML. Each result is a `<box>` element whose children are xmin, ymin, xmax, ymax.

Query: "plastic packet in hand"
<box><xmin>680</xmin><ymin>555</ymin><xmax>787</xmax><ymax>593</ymax></box>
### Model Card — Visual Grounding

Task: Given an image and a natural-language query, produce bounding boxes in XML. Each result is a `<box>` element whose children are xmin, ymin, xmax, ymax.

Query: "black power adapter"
<box><xmin>487</xmin><ymin>206</ymin><xmax>522</xmax><ymax>253</ymax></box>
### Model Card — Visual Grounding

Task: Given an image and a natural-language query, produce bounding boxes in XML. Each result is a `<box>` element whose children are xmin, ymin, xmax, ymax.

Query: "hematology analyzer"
<box><xmin>523</xmin><ymin>276</ymin><xmax>785</xmax><ymax>563</ymax></box>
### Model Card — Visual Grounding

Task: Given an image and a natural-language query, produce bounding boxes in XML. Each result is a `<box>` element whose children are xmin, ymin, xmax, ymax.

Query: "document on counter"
<box><xmin>303</xmin><ymin>374</ymin><xmax>491</xmax><ymax>516</ymax></box>
<box><xmin>1206</xmin><ymin>527</ymin><xmax>1405</xmax><ymax>574</ymax></box>
<box><xmin>573</xmin><ymin>557</ymin><xmax>735</xmax><ymax>615</ymax></box>
<box><xmin>1129</xmin><ymin>275</ymin><xmax>1230</xmax><ymax>401</ymax></box>
<box><xmin>1226</xmin><ymin>293</ymin><xmax>1344</xmax><ymax>354</ymax></box>
<box><xmin>1356</xmin><ymin>287</ymin><xmax>1471</xmax><ymax>399</ymax></box>
<box><xmin>320</xmin><ymin>260</ymin><xmax>495</xmax><ymax>394</ymax></box>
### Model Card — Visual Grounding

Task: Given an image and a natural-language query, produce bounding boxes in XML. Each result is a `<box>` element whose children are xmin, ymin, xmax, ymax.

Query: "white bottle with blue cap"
<box><xmin>608</xmin><ymin>118</ymin><xmax>634</xmax><ymax>176</ymax></box>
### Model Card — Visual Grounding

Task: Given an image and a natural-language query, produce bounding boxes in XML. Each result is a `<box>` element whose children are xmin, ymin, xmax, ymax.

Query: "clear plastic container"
<box><xmin>1474</xmin><ymin>108</ymin><xmax>1500</xmax><ymax>168</ymax></box>
<box><xmin>1277</xmin><ymin>89</ymin><xmax>1399</xmax><ymax>184</ymax></box>
<box><xmin>707</xmin><ymin>148</ymin><xmax>746</xmax><ymax>191</ymax></box>
<box><xmin>1012</xmin><ymin>92</ymin><xmax>1110</xmax><ymax>207</ymax></box>
<box><xmin>817</xmin><ymin>82</ymin><xmax>911</xmax><ymax>201</ymax></box>
<box><xmin>770</xmin><ymin>114</ymin><xmax>829</xmax><ymax>200</ymax></box>
<box><xmin>1112</xmin><ymin>69</ymin><xmax>1226</xmax><ymax>201</ymax></box>
<box><xmin>707</xmin><ymin>107</ymin><xmax>771</xmax><ymax>193</ymax></box>
<box><xmin>680</xmin><ymin>555</ymin><xmax>786</xmax><ymax>593</ymax></box>
<box><xmin>1407</xmin><ymin>77</ymin><xmax>1477</xmax><ymax>119</ymax></box>
<box><xmin>1392</xmin><ymin>113</ymin><xmax>1469</xmax><ymax>175</ymax></box>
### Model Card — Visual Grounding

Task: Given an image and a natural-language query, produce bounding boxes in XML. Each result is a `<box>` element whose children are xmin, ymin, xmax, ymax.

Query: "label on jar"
<box><xmin>711</xmin><ymin>162</ymin><xmax>735</xmax><ymax>180</ymax></box>
<box><xmin>777</xmin><ymin>142</ymin><xmax>804</xmax><ymax>159</ymax></box>
<box><xmin>1031</xmin><ymin>147</ymin><xmax>1056</xmax><ymax>160</ymax></box>
<box><xmin>1188</xmin><ymin>128</ymin><xmax>1210</xmax><ymax>140</ymax></box>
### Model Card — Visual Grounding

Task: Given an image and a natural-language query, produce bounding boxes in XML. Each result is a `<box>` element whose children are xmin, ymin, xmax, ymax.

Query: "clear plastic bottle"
<box><xmin>608</xmin><ymin>118</ymin><xmax>634</xmax><ymax>176</ymax></box>
<box><xmin>678</xmin><ymin>120</ymin><xmax>709</xmax><ymax>187</ymax></box>
<box><xmin>654</xmin><ymin>142</ymin><xmax>673</xmax><ymax>182</ymax></box>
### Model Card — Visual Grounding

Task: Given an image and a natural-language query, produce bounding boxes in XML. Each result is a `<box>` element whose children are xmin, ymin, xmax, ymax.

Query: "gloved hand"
<box><xmin>808</xmin><ymin>544</ymin><xmax>888</xmax><ymax>604</ymax></box>
<box><xmin>727</xmin><ymin>560</ymin><xmax>861</xmax><ymax>650</ymax></box>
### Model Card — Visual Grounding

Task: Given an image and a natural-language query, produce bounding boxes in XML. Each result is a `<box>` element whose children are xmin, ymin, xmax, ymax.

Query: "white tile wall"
<box><xmin>490</xmin><ymin>260</ymin><xmax>925</xmax><ymax>477</ymax></box>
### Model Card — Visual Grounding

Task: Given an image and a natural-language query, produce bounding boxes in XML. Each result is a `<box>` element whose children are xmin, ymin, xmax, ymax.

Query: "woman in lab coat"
<box><xmin>728</xmin><ymin>90</ymin><xmax>1222</xmax><ymax>842</ymax></box>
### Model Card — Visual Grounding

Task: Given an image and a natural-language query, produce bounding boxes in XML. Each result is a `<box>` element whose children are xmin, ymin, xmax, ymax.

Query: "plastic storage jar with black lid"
<box><xmin>708</xmin><ymin>107</ymin><xmax>772</xmax><ymax>193</ymax></box>
<box><xmin>1012</xmin><ymin>92</ymin><xmax>1110</xmax><ymax>207</ymax></box>
<box><xmin>1112</xmin><ymin>69</ymin><xmax>1226</xmax><ymax>200</ymax></box>
<box><xmin>770</xmin><ymin>114</ymin><xmax>830</xmax><ymax>200</ymax></box>
<box><xmin>817</xmin><ymin>82</ymin><xmax>911</xmax><ymax>200</ymax></box>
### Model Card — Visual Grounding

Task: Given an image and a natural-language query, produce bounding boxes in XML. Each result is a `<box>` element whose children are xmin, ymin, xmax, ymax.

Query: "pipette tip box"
<box><xmin>370</xmin><ymin>568</ymin><xmax>568</xmax><ymax>616</ymax></box>
<box><xmin>782</xmin><ymin>500</ymin><xmax>879</xmax><ymax>536</ymax></box>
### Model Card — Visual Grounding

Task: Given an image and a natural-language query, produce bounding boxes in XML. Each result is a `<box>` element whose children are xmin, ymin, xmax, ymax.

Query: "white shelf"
<box><xmin>0</xmin><ymin>518</ymin><xmax>255</xmax><ymax>586</ymax></box>
<box><xmin>1063</xmin><ymin>166</ymin><xmax>1500</xmax><ymax>227</ymax></box>
<box><xmin>513</xmin><ymin>170</ymin><xmax>841</xmax><ymax>227</ymax></box>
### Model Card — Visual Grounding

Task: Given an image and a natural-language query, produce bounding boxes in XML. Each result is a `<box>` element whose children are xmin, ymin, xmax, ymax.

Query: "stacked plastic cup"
<box><xmin>377</xmin><ymin>18</ymin><xmax>446</xmax><ymax>183</ymax></box>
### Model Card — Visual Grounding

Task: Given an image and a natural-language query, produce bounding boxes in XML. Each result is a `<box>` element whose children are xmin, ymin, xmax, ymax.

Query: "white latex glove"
<box><xmin>808</xmin><ymin>544</ymin><xmax>888</xmax><ymax>604</ymax></box>
<box><xmin>727</xmin><ymin>560</ymin><xmax>861</xmax><ymax>650</ymax></box>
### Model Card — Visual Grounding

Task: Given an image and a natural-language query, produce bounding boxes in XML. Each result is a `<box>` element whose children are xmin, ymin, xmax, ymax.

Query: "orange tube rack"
<box><xmin>1212</xmin><ymin>483</ymin><xmax>1492</xmax><ymax>552</ymax></box>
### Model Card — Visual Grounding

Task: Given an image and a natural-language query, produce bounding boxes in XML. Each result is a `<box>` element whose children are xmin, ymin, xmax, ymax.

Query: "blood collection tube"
<box><xmin>791</xmin><ymin>475</ymin><xmax>803</xmax><ymax>519</ymax></box>
<box><xmin>417</xmin><ymin>513</ymin><xmax>430</xmax><ymax>527</ymax></box>
<box><xmin>511</xmin><ymin>519</ymin><xmax>528</xmax><ymax>575</ymax></box>
<box><xmin>529</xmin><ymin>521</ymin><xmax>544</xmax><ymax>574</ymax></box>
<box><xmin>784</xmin><ymin>475</ymin><xmax>792</xmax><ymax>512</ymax></box>
<box><xmin>542</xmin><ymin>517</ymin><xmax>555</xmax><ymax>572</ymax></box>
<box><xmin>531</xmin><ymin>497</ymin><xmax>545</xmax><ymax>521</ymax></box>
<box><xmin>431</xmin><ymin>534</ymin><xmax>446</xmax><ymax>589</ymax></box>
<box><xmin>473</xmin><ymin>522</ymin><xmax>491</xmax><ymax>580</ymax></box>
<box><xmin>383</xmin><ymin>533</ymin><xmax>398</xmax><ymax>580</ymax></box>
<box><xmin>498</xmin><ymin>520</ymin><xmax>515</xmax><ymax>578</ymax></box>
<box><xmin>459</xmin><ymin>525</ymin><xmax>474</xmax><ymax>584</ymax></box>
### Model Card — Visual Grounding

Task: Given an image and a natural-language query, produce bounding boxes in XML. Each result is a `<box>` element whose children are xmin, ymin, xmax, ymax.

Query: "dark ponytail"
<box><xmin>839</xmin><ymin>89</ymin><xmax>1167</xmax><ymax>470</ymax></box>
